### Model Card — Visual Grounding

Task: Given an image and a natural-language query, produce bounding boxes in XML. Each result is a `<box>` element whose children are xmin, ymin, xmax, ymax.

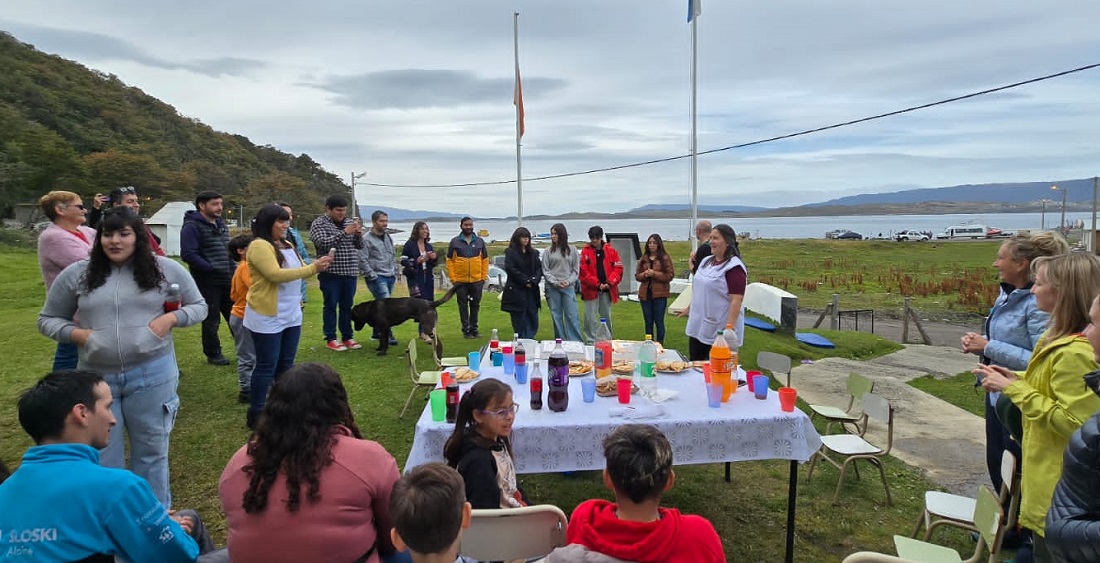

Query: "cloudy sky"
<box><xmin>2</xmin><ymin>1</ymin><xmax>1099</xmax><ymax>215</ymax></box>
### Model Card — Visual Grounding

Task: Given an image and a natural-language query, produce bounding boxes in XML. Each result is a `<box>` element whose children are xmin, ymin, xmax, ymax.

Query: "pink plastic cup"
<box><xmin>617</xmin><ymin>378</ymin><xmax>632</xmax><ymax>404</ymax></box>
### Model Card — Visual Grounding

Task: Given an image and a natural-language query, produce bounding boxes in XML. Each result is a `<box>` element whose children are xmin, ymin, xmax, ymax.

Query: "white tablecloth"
<box><xmin>404</xmin><ymin>362</ymin><xmax>823</xmax><ymax>474</ymax></box>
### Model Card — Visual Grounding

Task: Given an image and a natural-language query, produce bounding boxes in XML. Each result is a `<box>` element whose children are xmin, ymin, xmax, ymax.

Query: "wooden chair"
<box><xmin>758</xmin><ymin>350</ymin><xmax>793</xmax><ymax>387</ymax></box>
<box><xmin>911</xmin><ymin>450</ymin><xmax>1017</xmax><ymax>542</ymax></box>
<box><xmin>431</xmin><ymin>332</ymin><xmax>468</xmax><ymax>369</ymax></box>
<box><xmin>460</xmin><ymin>505</ymin><xmax>568</xmax><ymax>561</ymax></box>
<box><xmin>809</xmin><ymin>372</ymin><xmax>875</xmax><ymax>435</ymax></box>
<box><xmin>807</xmin><ymin>392</ymin><xmax>895</xmax><ymax>505</ymax></box>
<box><xmin>402</xmin><ymin>339</ymin><xmax>442</xmax><ymax>418</ymax></box>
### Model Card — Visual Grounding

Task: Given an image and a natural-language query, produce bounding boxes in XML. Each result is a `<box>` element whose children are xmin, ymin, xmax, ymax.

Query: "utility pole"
<box><xmin>350</xmin><ymin>171</ymin><xmax>367</xmax><ymax>219</ymax></box>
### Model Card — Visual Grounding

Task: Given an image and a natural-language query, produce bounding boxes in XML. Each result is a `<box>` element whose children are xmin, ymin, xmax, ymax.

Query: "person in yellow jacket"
<box><xmin>244</xmin><ymin>204</ymin><xmax>333</xmax><ymax>429</ymax></box>
<box><xmin>446</xmin><ymin>216</ymin><xmax>489</xmax><ymax>339</ymax></box>
<box><xmin>976</xmin><ymin>252</ymin><xmax>1100</xmax><ymax>562</ymax></box>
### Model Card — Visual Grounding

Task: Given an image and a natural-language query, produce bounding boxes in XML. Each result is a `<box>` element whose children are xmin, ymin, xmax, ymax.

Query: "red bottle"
<box><xmin>163</xmin><ymin>283</ymin><xmax>181</xmax><ymax>313</ymax></box>
<box><xmin>529</xmin><ymin>364</ymin><xmax>543</xmax><ymax>411</ymax></box>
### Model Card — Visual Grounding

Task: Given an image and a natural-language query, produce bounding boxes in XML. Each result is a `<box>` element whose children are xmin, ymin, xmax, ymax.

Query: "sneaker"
<box><xmin>207</xmin><ymin>354</ymin><xmax>230</xmax><ymax>366</ymax></box>
<box><xmin>470</xmin><ymin>330</ymin><xmax>482</xmax><ymax>338</ymax></box>
<box><xmin>464</xmin><ymin>333</ymin><xmax>478</xmax><ymax>339</ymax></box>
<box><xmin>388</xmin><ymin>336</ymin><xmax>399</xmax><ymax>346</ymax></box>
<box><xmin>326</xmin><ymin>340</ymin><xmax>348</xmax><ymax>352</ymax></box>
<box><xmin>237</xmin><ymin>390</ymin><xmax>250</xmax><ymax>404</ymax></box>
<box><xmin>343</xmin><ymin>339</ymin><xmax>363</xmax><ymax>350</ymax></box>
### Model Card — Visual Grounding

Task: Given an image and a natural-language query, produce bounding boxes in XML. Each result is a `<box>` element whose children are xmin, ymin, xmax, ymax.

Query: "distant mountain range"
<box><xmin>805</xmin><ymin>178</ymin><xmax>1096</xmax><ymax>207</ymax></box>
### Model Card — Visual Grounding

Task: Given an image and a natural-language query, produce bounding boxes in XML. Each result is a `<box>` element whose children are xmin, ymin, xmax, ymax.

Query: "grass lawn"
<box><xmin>909</xmin><ymin>372</ymin><xmax>987</xmax><ymax>417</ymax></box>
<box><xmin>0</xmin><ymin>240</ymin><xmax>995</xmax><ymax>562</ymax></box>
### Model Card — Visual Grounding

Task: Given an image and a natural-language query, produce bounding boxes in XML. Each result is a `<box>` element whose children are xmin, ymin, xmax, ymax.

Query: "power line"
<box><xmin>362</xmin><ymin>62</ymin><xmax>1100</xmax><ymax>189</ymax></box>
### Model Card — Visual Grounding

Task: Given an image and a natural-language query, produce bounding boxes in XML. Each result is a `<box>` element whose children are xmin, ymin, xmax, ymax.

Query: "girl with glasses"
<box><xmin>443</xmin><ymin>379</ymin><xmax>529</xmax><ymax>509</ymax></box>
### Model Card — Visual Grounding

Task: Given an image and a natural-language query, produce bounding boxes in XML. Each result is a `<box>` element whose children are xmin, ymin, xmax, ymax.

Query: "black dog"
<box><xmin>350</xmin><ymin>286</ymin><xmax>457</xmax><ymax>355</ymax></box>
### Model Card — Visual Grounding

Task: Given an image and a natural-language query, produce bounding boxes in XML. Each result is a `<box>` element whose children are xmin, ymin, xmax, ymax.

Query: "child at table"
<box><xmin>443</xmin><ymin>379</ymin><xmax>529</xmax><ymax>509</ymax></box>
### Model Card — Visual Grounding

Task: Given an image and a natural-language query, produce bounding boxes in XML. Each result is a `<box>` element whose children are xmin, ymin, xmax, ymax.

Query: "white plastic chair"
<box><xmin>911</xmin><ymin>450</ymin><xmax>1017</xmax><ymax>541</ymax></box>
<box><xmin>430</xmin><ymin>332</ymin><xmax>468</xmax><ymax>369</ymax></box>
<box><xmin>809</xmin><ymin>372</ymin><xmax>875</xmax><ymax>435</ymax></box>
<box><xmin>758</xmin><ymin>350</ymin><xmax>793</xmax><ymax>387</ymax></box>
<box><xmin>460</xmin><ymin>504</ymin><xmax>568</xmax><ymax>561</ymax></box>
<box><xmin>807</xmin><ymin>392</ymin><xmax>894</xmax><ymax>505</ymax></box>
<box><xmin>402</xmin><ymin>339</ymin><xmax>442</xmax><ymax>418</ymax></box>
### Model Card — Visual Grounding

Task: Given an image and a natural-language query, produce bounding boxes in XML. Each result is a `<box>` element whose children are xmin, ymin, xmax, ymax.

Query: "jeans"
<box><xmin>319</xmin><ymin>273</ymin><xmax>357</xmax><ymax>342</ymax></box>
<box><xmin>229</xmin><ymin>315</ymin><xmax>255</xmax><ymax>392</ymax></box>
<box><xmin>545</xmin><ymin>284</ymin><xmax>582</xmax><ymax>342</ymax></box>
<box><xmin>100</xmin><ymin>352</ymin><xmax>180</xmax><ymax>507</ymax></box>
<box><xmin>509</xmin><ymin>308</ymin><xmax>540</xmax><ymax>339</ymax></box>
<box><xmin>249</xmin><ymin>325</ymin><xmax>302</xmax><ymax>422</ymax></box>
<box><xmin>582</xmin><ymin>292</ymin><xmax>613</xmax><ymax>344</ymax></box>
<box><xmin>640</xmin><ymin>297</ymin><xmax>668</xmax><ymax>343</ymax></box>
<box><xmin>366</xmin><ymin>275</ymin><xmax>397</xmax><ymax>339</ymax></box>
<box><xmin>196</xmin><ymin>279</ymin><xmax>233</xmax><ymax>358</ymax></box>
<box><xmin>52</xmin><ymin>342</ymin><xmax>79</xmax><ymax>371</ymax></box>
<box><xmin>455</xmin><ymin>281</ymin><xmax>485</xmax><ymax>335</ymax></box>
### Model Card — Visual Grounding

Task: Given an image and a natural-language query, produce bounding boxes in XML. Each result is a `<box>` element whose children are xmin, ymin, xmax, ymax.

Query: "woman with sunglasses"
<box><xmin>36</xmin><ymin>190</ymin><xmax>97</xmax><ymax>371</ymax></box>
<box><xmin>443</xmin><ymin>379</ymin><xmax>528</xmax><ymax>509</ymax></box>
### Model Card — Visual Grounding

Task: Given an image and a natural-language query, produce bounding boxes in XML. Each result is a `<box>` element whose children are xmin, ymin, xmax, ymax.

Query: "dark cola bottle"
<box><xmin>547</xmin><ymin>338</ymin><xmax>570</xmax><ymax>412</ymax></box>
<box><xmin>529</xmin><ymin>363</ymin><xmax>543</xmax><ymax>411</ymax></box>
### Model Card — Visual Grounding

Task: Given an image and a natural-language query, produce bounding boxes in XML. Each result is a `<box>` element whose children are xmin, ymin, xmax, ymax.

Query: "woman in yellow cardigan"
<box><xmin>977</xmin><ymin>252</ymin><xmax>1100</xmax><ymax>562</ymax></box>
<box><xmin>245</xmin><ymin>203</ymin><xmax>333</xmax><ymax>429</ymax></box>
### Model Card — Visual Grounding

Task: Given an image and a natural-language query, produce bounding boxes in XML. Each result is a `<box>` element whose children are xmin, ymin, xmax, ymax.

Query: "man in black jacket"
<box><xmin>180</xmin><ymin>191</ymin><xmax>233</xmax><ymax>365</ymax></box>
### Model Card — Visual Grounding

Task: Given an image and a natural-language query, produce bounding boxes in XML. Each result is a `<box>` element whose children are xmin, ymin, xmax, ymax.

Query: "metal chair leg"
<box><xmin>399</xmin><ymin>385</ymin><xmax>418</xmax><ymax>418</ymax></box>
<box><xmin>833</xmin><ymin>459</ymin><xmax>854</xmax><ymax>503</ymax></box>
<box><xmin>872</xmin><ymin>458</ymin><xmax>893</xmax><ymax>506</ymax></box>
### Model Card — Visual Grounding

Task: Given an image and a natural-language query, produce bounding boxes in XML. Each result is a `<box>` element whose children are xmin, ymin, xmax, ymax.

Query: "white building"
<box><xmin>145</xmin><ymin>201</ymin><xmax>192</xmax><ymax>257</ymax></box>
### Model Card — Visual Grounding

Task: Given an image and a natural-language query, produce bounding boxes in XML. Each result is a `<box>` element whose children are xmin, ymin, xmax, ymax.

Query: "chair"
<box><xmin>430</xmin><ymin>332</ymin><xmax>468</xmax><ymax>369</ymax></box>
<box><xmin>911</xmin><ymin>450</ymin><xmax>1017</xmax><ymax>542</ymax></box>
<box><xmin>758</xmin><ymin>350</ymin><xmax>793</xmax><ymax>387</ymax></box>
<box><xmin>807</xmin><ymin>392</ymin><xmax>895</xmax><ymax>505</ymax></box>
<box><xmin>809</xmin><ymin>372</ymin><xmax>875</xmax><ymax>435</ymax></box>
<box><xmin>401</xmin><ymin>339</ymin><xmax>443</xmax><ymax>418</ymax></box>
<box><xmin>460</xmin><ymin>504</ymin><xmax>568</xmax><ymax>561</ymax></box>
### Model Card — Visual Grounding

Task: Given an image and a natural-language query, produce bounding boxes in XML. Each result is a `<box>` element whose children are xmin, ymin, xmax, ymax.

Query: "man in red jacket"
<box><xmin>546</xmin><ymin>424</ymin><xmax>726</xmax><ymax>563</ymax></box>
<box><xmin>579</xmin><ymin>226</ymin><xmax>623</xmax><ymax>343</ymax></box>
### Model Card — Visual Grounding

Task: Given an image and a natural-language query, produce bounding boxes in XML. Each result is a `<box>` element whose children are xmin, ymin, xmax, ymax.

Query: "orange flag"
<box><xmin>514</xmin><ymin>64</ymin><xmax>525</xmax><ymax>137</ymax></box>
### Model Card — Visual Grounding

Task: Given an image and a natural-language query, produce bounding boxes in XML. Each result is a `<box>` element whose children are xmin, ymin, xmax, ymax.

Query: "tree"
<box><xmin>239</xmin><ymin>172</ymin><xmax>323</xmax><ymax>227</ymax></box>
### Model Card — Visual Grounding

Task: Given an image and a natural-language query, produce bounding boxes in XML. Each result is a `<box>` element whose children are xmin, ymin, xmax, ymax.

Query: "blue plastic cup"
<box><xmin>753</xmin><ymin>375</ymin><xmax>770</xmax><ymax>400</ymax></box>
<box><xmin>502</xmin><ymin>349</ymin><xmax>515</xmax><ymax>376</ymax></box>
<box><xmin>582</xmin><ymin>378</ymin><xmax>597</xmax><ymax>403</ymax></box>
<box><xmin>491</xmin><ymin>351</ymin><xmax>503</xmax><ymax>367</ymax></box>
<box><xmin>468</xmin><ymin>351</ymin><xmax>481</xmax><ymax>372</ymax></box>
<box><xmin>706</xmin><ymin>383</ymin><xmax>722</xmax><ymax>408</ymax></box>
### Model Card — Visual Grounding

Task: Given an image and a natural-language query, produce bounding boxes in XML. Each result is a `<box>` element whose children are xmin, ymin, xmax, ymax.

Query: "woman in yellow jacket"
<box><xmin>977</xmin><ymin>252</ymin><xmax>1100</xmax><ymax>562</ymax></box>
<box><xmin>245</xmin><ymin>203</ymin><xmax>333</xmax><ymax>429</ymax></box>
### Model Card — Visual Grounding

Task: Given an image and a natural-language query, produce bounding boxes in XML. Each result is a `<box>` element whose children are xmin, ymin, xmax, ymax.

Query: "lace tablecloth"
<box><xmin>404</xmin><ymin>362</ymin><xmax>822</xmax><ymax>474</ymax></box>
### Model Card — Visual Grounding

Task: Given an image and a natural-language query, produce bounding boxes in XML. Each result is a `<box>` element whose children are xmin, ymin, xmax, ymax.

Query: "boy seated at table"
<box><xmin>546</xmin><ymin>424</ymin><xmax>726</xmax><ymax>563</ymax></box>
<box><xmin>389</xmin><ymin>462</ymin><xmax>477</xmax><ymax>563</ymax></box>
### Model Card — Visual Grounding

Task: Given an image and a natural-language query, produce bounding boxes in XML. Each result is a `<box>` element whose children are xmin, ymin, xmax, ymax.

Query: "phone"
<box><xmin>328</xmin><ymin>247</ymin><xmax>336</xmax><ymax>258</ymax></box>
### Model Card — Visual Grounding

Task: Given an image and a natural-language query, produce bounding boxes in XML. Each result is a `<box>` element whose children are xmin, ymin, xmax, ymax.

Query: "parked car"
<box><xmin>486</xmin><ymin>265</ymin><xmax>506</xmax><ymax>292</ymax></box>
<box><xmin>835</xmin><ymin>231</ymin><xmax>863</xmax><ymax>240</ymax></box>
<box><xmin>895</xmin><ymin>230</ymin><xmax>929</xmax><ymax>242</ymax></box>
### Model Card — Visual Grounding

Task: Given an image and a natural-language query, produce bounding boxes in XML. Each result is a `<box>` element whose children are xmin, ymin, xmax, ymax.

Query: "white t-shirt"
<box><xmin>243</xmin><ymin>248</ymin><xmax>303</xmax><ymax>334</ymax></box>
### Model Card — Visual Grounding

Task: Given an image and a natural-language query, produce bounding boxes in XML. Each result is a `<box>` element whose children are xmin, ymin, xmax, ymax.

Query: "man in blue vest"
<box><xmin>181</xmin><ymin>191</ymin><xmax>234</xmax><ymax>365</ymax></box>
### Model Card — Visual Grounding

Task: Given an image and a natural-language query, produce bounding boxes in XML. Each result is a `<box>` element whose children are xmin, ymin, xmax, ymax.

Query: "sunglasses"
<box><xmin>480</xmin><ymin>403</ymin><xmax>520</xmax><ymax>418</ymax></box>
<box><xmin>70</xmin><ymin>204</ymin><xmax>86</xmax><ymax>210</ymax></box>
<box><xmin>117</xmin><ymin>186</ymin><xmax>136</xmax><ymax>194</ymax></box>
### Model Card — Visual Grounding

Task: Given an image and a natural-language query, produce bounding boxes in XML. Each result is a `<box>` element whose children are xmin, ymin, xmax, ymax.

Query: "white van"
<box><xmin>936</xmin><ymin>224</ymin><xmax>988</xmax><ymax>239</ymax></box>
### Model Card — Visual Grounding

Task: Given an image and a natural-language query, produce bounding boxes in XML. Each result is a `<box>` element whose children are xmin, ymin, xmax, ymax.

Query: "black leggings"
<box><xmin>688</xmin><ymin>337</ymin><xmax>712</xmax><ymax>361</ymax></box>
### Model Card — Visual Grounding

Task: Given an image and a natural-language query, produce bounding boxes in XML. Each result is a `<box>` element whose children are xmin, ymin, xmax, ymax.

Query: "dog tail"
<box><xmin>432</xmin><ymin>286</ymin><xmax>458</xmax><ymax>308</ymax></box>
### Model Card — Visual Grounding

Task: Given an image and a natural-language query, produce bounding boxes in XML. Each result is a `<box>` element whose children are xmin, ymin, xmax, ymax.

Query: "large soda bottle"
<box><xmin>724</xmin><ymin>323</ymin><xmax>740</xmax><ymax>373</ymax></box>
<box><xmin>547</xmin><ymin>338</ymin><xmax>570</xmax><ymax>412</ymax></box>
<box><xmin>594</xmin><ymin>318</ymin><xmax>613</xmax><ymax>378</ymax></box>
<box><xmin>514</xmin><ymin>335</ymin><xmax>528</xmax><ymax>383</ymax></box>
<box><xmin>710</xmin><ymin>329</ymin><xmax>733</xmax><ymax>400</ymax></box>
<box><xmin>638</xmin><ymin>334</ymin><xmax>658</xmax><ymax>395</ymax></box>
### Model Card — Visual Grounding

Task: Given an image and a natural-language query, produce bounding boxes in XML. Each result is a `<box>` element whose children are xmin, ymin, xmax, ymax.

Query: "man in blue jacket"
<box><xmin>180</xmin><ymin>191</ymin><xmax>234</xmax><ymax>365</ymax></box>
<box><xmin>0</xmin><ymin>371</ymin><xmax>222</xmax><ymax>562</ymax></box>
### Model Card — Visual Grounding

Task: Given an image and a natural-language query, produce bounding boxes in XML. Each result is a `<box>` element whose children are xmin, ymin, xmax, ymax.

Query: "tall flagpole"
<box><xmin>689</xmin><ymin>3</ymin><xmax>699</xmax><ymax>252</ymax></box>
<box><xmin>514</xmin><ymin>12</ymin><xmax>524</xmax><ymax>227</ymax></box>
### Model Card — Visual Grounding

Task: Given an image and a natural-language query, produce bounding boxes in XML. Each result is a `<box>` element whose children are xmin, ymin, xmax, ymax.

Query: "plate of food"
<box><xmin>568</xmin><ymin>360</ymin><xmax>595</xmax><ymax>376</ymax></box>
<box><xmin>595</xmin><ymin>376</ymin><xmax>639</xmax><ymax>397</ymax></box>
<box><xmin>611</xmin><ymin>361</ymin><xmax>636</xmax><ymax>375</ymax></box>
<box><xmin>453</xmin><ymin>366</ymin><xmax>480</xmax><ymax>383</ymax></box>
<box><xmin>655</xmin><ymin>360</ymin><xmax>693</xmax><ymax>374</ymax></box>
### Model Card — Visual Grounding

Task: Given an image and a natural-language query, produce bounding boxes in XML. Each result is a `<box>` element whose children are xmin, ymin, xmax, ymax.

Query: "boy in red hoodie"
<box><xmin>548</xmin><ymin>424</ymin><xmax>726</xmax><ymax>563</ymax></box>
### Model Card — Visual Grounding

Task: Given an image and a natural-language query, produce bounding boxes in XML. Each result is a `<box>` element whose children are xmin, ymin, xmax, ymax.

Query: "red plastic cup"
<box><xmin>617</xmin><ymin>378</ymin><xmax>632</xmax><ymax>404</ymax></box>
<box><xmin>701</xmin><ymin>362</ymin><xmax>712</xmax><ymax>383</ymax></box>
<box><xmin>779</xmin><ymin>387</ymin><xmax>797</xmax><ymax>412</ymax></box>
<box><xmin>745</xmin><ymin>370</ymin><xmax>762</xmax><ymax>393</ymax></box>
<box><xmin>440</xmin><ymin>371</ymin><xmax>452</xmax><ymax>388</ymax></box>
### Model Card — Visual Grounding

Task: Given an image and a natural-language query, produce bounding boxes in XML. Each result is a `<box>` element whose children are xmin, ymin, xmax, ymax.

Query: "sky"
<box><xmin>2</xmin><ymin>1</ymin><xmax>1099</xmax><ymax>216</ymax></box>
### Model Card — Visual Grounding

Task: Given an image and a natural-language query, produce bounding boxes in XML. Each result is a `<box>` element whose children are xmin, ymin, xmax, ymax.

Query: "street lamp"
<box><xmin>350</xmin><ymin>171</ymin><xmax>367</xmax><ymax>219</ymax></box>
<box><xmin>1052</xmin><ymin>185</ymin><xmax>1067</xmax><ymax>232</ymax></box>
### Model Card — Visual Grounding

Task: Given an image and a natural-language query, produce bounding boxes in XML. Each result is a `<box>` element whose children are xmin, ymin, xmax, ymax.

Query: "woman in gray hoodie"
<box><xmin>541</xmin><ymin>223</ymin><xmax>583</xmax><ymax>342</ymax></box>
<box><xmin>38</xmin><ymin>208</ymin><xmax>207</xmax><ymax>507</ymax></box>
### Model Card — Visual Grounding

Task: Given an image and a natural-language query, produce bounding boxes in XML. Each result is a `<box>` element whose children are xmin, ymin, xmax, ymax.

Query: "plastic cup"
<box><xmin>701</xmin><ymin>362</ymin><xmax>712</xmax><ymax>383</ymax></box>
<box><xmin>582</xmin><ymin>378</ymin><xmax>597</xmax><ymax>403</ymax></box>
<box><xmin>440</xmin><ymin>371</ymin><xmax>452</xmax><ymax>388</ymax></box>
<box><xmin>753</xmin><ymin>375</ymin><xmax>770</xmax><ymax>400</ymax></box>
<box><xmin>745</xmin><ymin>370</ymin><xmax>763</xmax><ymax>393</ymax></box>
<box><xmin>491</xmin><ymin>351</ymin><xmax>503</xmax><ymax>367</ymax></box>
<box><xmin>706</xmin><ymin>383</ymin><xmax>723</xmax><ymax>408</ymax></box>
<box><xmin>429</xmin><ymin>389</ymin><xmax>446</xmax><ymax>421</ymax></box>
<box><xmin>713</xmin><ymin>371</ymin><xmax>733</xmax><ymax>402</ymax></box>
<box><xmin>468</xmin><ymin>351</ymin><xmax>481</xmax><ymax>372</ymax></box>
<box><xmin>502</xmin><ymin>346</ymin><xmax>515</xmax><ymax>375</ymax></box>
<box><xmin>779</xmin><ymin>387</ymin><xmax>797</xmax><ymax>412</ymax></box>
<box><xmin>616</xmin><ymin>378</ymin><xmax>632</xmax><ymax>404</ymax></box>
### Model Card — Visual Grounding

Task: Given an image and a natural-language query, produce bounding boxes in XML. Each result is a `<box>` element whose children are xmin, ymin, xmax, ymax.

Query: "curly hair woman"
<box><xmin>38</xmin><ymin>207</ymin><xmax>207</xmax><ymax>507</ymax></box>
<box><xmin>219</xmin><ymin>362</ymin><xmax>401</xmax><ymax>563</ymax></box>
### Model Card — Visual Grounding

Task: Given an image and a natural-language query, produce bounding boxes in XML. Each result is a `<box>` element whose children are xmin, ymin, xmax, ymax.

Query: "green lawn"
<box><xmin>0</xmin><ymin>242</ymin><xmax>996</xmax><ymax>562</ymax></box>
<box><xmin>909</xmin><ymin>372</ymin><xmax>986</xmax><ymax>417</ymax></box>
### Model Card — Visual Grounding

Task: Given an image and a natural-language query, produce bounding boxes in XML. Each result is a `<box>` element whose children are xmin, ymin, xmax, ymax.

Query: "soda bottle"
<box><xmin>445</xmin><ymin>379</ymin><xmax>460</xmax><ymax>423</ymax></box>
<box><xmin>514</xmin><ymin>335</ymin><xmax>528</xmax><ymax>383</ymax></box>
<box><xmin>529</xmin><ymin>363</ymin><xmax>544</xmax><ymax>411</ymax></box>
<box><xmin>547</xmin><ymin>339</ymin><xmax>570</xmax><ymax>412</ymax></box>
<box><xmin>163</xmin><ymin>283</ymin><xmax>181</xmax><ymax>313</ymax></box>
<box><xmin>489</xmin><ymin>328</ymin><xmax>499</xmax><ymax>351</ymax></box>
<box><xmin>710</xmin><ymin>329</ymin><xmax>733</xmax><ymax>400</ymax></box>
<box><xmin>724</xmin><ymin>323</ymin><xmax>740</xmax><ymax>373</ymax></box>
<box><xmin>594</xmin><ymin>318</ymin><xmax>613</xmax><ymax>378</ymax></box>
<box><xmin>638</xmin><ymin>334</ymin><xmax>658</xmax><ymax>395</ymax></box>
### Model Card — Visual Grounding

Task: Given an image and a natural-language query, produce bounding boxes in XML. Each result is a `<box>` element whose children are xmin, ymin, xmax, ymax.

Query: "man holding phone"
<box><xmin>309</xmin><ymin>195</ymin><xmax>364</xmax><ymax>352</ymax></box>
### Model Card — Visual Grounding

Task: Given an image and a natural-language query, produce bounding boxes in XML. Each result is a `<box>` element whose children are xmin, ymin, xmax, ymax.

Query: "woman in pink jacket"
<box><xmin>37</xmin><ymin>191</ymin><xmax>98</xmax><ymax>370</ymax></box>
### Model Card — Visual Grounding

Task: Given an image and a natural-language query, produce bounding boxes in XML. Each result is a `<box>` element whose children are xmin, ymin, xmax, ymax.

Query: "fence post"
<box><xmin>901</xmin><ymin>297</ymin><xmax>911</xmax><ymax>344</ymax></box>
<box><xmin>830</xmin><ymin>294</ymin><xmax>840</xmax><ymax>331</ymax></box>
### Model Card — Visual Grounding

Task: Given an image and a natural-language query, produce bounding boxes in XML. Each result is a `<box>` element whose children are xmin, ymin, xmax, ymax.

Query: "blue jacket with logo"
<box><xmin>0</xmin><ymin>444</ymin><xmax>198</xmax><ymax>562</ymax></box>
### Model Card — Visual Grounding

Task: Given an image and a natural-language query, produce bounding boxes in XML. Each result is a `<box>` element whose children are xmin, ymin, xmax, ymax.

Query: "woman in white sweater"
<box><xmin>541</xmin><ymin>223</ymin><xmax>583</xmax><ymax>342</ymax></box>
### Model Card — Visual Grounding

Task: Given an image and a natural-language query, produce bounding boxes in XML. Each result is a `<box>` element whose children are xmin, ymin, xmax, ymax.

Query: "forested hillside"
<box><xmin>0</xmin><ymin>31</ymin><xmax>347</xmax><ymax>220</ymax></box>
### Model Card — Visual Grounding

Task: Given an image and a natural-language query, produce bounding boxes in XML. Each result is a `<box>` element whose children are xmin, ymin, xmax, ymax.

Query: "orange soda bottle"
<box><xmin>710</xmin><ymin>329</ymin><xmax>734</xmax><ymax>401</ymax></box>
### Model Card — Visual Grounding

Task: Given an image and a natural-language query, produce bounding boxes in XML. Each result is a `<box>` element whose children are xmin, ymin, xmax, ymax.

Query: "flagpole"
<box><xmin>514</xmin><ymin>11</ymin><xmax>524</xmax><ymax>228</ymax></box>
<box><xmin>689</xmin><ymin>7</ymin><xmax>699</xmax><ymax>252</ymax></box>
